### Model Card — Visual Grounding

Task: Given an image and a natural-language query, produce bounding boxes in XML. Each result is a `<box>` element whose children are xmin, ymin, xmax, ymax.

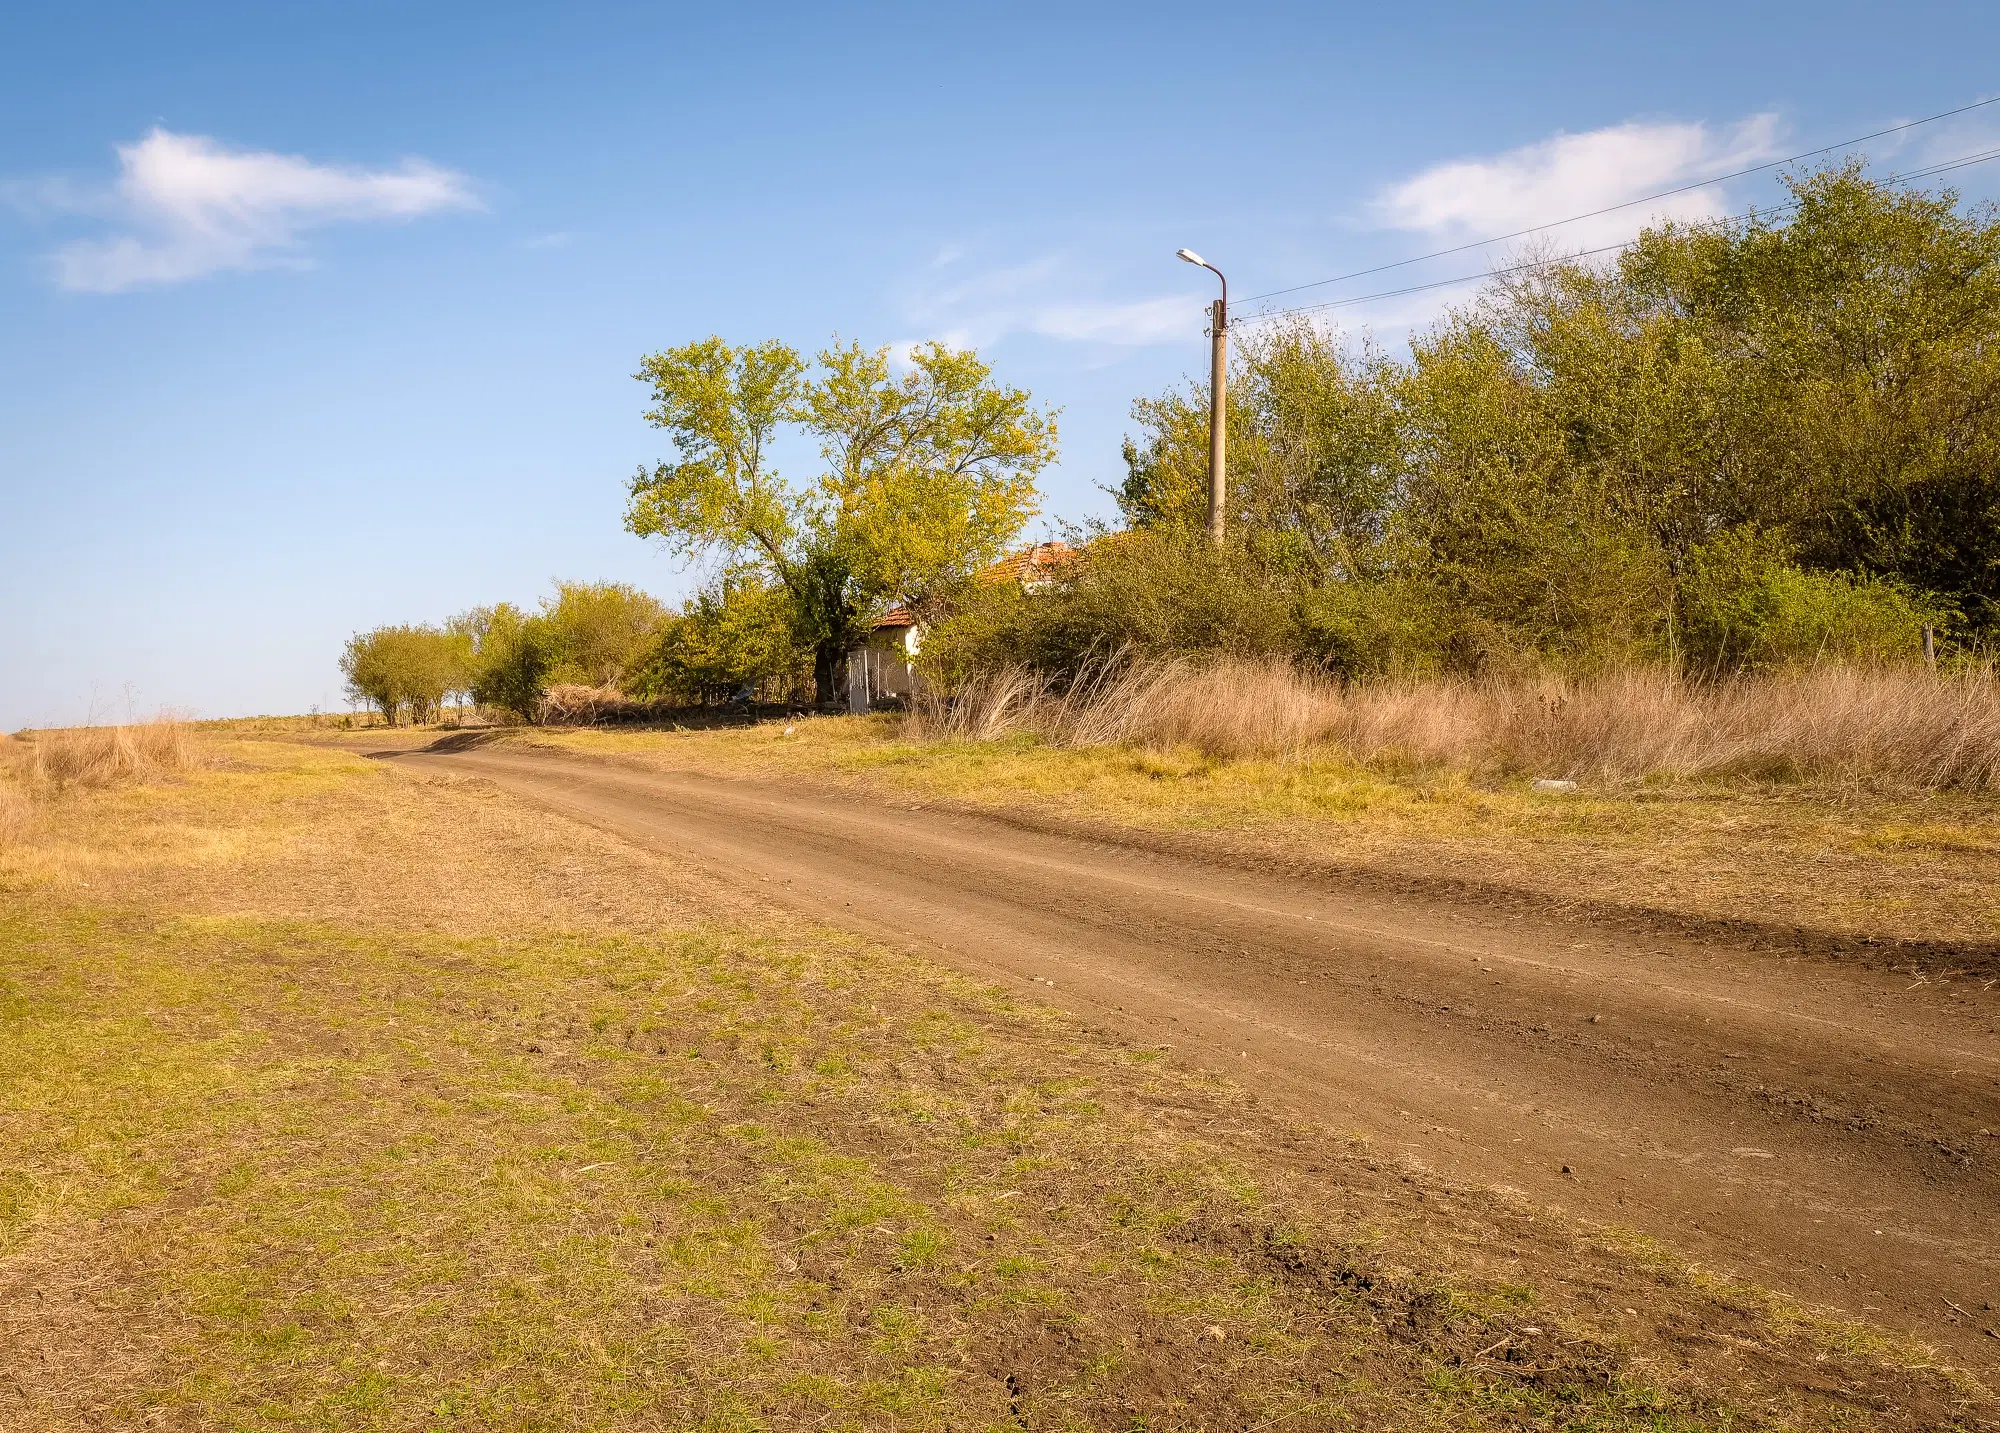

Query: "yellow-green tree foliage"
<box><xmin>339</xmin><ymin>625</ymin><xmax>471</xmax><ymax>725</ymax></box>
<box><xmin>625</xmin><ymin>338</ymin><xmax>1056</xmax><ymax>702</ymax></box>
<box><xmin>537</xmin><ymin>581</ymin><xmax>668</xmax><ymax>687</ymax></box>
<box><xmin>452</xmin><ymin>603</ymin><xmax>548</xmax><ymax>720</ymax></box>
<box><xmin>630</xmin><ymin>575</ymin><xmax>808</xmax><ymax>701</ymax></box>
<box><xmin>446</xmin><ymin>585</ymin><xmax>668</xmax><ymax>720</ymax></box>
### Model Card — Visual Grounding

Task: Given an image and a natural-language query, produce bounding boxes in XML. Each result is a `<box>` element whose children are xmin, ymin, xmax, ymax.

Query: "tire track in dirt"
<box><xmin>388</xmin><ymin>739</ymin><xmax>2000</xmax><ymax>1368</ymax></box>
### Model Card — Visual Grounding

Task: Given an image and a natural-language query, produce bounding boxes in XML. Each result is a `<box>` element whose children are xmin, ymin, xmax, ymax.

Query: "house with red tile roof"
<box><xmin>846</xmin><ymin>542</ymin><xmax>1071</xmax><ymax>710</ymax></box>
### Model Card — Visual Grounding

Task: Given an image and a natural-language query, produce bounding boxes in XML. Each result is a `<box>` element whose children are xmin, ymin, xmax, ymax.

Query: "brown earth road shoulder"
<box><xmin>380</xmin><ymin>737</ymin><xmax>2000</xmax><ymax>1371</ymax></box>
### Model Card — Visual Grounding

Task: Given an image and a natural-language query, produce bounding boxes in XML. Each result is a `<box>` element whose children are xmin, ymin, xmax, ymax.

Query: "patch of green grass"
<box><xmin>7</xmin><ymin>904</ymin><xmax>1929</xmax><ymax>1432</ymax></box>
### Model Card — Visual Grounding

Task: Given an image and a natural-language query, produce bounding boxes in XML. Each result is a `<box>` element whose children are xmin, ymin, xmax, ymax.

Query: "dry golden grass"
<box><xmin>0</xmin><ymin>721</ymin><xmax>210</xmax><ymax>858</ymax></box>
<box><xmin>192</xmin><ymin>711</ymin><xmax>369</xmax><ymax>736</ymax></box>
<box><xmin>4</xmin><ymin>740</ymin><xmax>1987</xmax><ymax>1430</ymax></box>
<box><xmin>0</xmin><ymin>788</ymin><xmax>29</xmax><ymax>847</ymax></box>
<box><xmin>540</xmin><ymin>681</ymin><xmax>641</xmax><ymax>724</ymax></box>
<box><xmin>913</xmin><ymin>658</ymin><xmax>2000</xmax><ymax>790</ymax></box>
<box><xmin>0</xmin><ymin>739</ymin><xmax>739</xmax><ymax>931</ymax></box>
<box><xmin>0</xmin><ymin>740</ymin><xmax>30</xmax><ymax>846</ymax></box>
<box><xmin>5</xmin><ymin>717</ymin><xmax>209</xmax><ymax>793</ymax></box>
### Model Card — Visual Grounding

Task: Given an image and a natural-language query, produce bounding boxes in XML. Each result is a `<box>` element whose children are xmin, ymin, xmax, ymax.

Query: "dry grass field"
<box><xmin>908</xmin><ymin>661</ymin><xmax>2000</xmax><ymax>788</ymax></box>
<box><xmin>2</xmin><ymin>728</ymin><xmax>1993</xmax><ymax>1430</ymax></box>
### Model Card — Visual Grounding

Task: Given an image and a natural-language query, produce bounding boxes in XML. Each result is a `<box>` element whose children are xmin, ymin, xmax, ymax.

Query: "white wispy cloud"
<box><xmin>1891</xmin><ymin>108</ymin><xmax>2000</xmax><ymax>195</ymax></box>
<box><xmin>1372</xmin><ymin>113</ymin><xmax>1784</xmax><ymax>248</ymax></box>
<box><xmin>894</xmin><ymin>115</ymin><xmax>1796</xmax><ymax>355</ymax></box>
<box><xmin>895</xmin><ymin>251</ymin><xmax>1205</xmax><ymax>352</ymax></box>
<box><xmin>1031</xmin><ymin>296</ymin><xmax>1197</xmax><ymax>345</ymax></box>
<box><xmin>1229</xmin><ymin>113</ymin><xmax>1790</xmax><ymax>349</ymax></box>
<box><xmin>1293</xmin><ymin>281</ymin><xmax>1486</xmax><ymax>340</ymax></box>
<box><xmin>42</xmin><ymin>128</ymin><xmax>480</xmax><ymax>292</ymax></box>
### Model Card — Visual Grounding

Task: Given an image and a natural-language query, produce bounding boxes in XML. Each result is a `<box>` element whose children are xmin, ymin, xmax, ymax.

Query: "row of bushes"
<box><xmin>343</xmin><ymin>522</ymin><xmax>1957</xmax><ymax>727</ymax></box>
<box><xmin>922</xmin><ymin>527</ymin><xmax>1953</xmax><ymax>685</ymax></box>
<box><xmin>339</xmin><ymin>583</ymin><xmax>661</xmax><ymax>725</ymax></box>
<box><xmin>347</xmin><ymin>168</ymin><xmax>1999</xmax><ymax>723</ymax></box>
<box><xmin>340</xmin><ymin>579</ymin><xmax>814</xmax><ymax>725</ymax></box>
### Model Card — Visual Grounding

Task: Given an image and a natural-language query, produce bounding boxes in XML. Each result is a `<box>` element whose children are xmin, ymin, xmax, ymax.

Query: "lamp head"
<box><xmin>1176</xmin><ymin>248</ymin><xmax>1206</xmax><ymax>268</ymax></box>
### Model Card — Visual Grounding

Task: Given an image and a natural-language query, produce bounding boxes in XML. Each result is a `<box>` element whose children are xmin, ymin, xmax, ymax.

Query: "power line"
<box><xmin>1234</xmin><ymin>144</ymin><xmax>2000</xmax><ymax>327</ymax></box>
<box><xmin>1892</xmin><ymin>144</ymin><xmax>2000</xmax><ymax>183</ymax></box>
<box><xmin>1239</xmin><ymin>242</ymin><xmax>1634</xmax><ymax>324</ymax></box>
<box><xmin>1235</xmin><ymin>93</ymin><xmax>2000</xmax><ymax>312</ymax></box>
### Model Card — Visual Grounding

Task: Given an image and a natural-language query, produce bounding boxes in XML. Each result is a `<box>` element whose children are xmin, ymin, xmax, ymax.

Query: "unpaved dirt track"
<box><xmin>388</xmin><ymin>738</ymin><xmax>2000</xmax><ymax>1367</ymax></box>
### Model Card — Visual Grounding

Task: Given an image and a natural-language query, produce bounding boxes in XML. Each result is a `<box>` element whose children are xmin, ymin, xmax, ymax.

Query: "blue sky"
<box><xmin>5</xmin><ymin>1</ymin><xmax>1998</xmax><ymax>726</ymax></box>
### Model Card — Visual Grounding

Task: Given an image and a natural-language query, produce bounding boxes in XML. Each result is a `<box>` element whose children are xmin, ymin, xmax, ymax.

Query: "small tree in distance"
<box><xmin>340</xmin><ymin>625</ymin><xmax>470</xmax><ymax>725</ymax></box>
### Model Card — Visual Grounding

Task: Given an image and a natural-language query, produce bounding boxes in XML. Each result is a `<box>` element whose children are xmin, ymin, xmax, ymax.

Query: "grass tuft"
<box><xmin>0</xmin><ymin>777</ymin><xmax>29</xmax><ymax>847</ymax></box>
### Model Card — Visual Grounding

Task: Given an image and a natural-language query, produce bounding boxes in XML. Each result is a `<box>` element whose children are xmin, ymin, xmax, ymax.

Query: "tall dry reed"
<box><xmin>539</xmin><ymin>684</ymin><xmax>639</xmax><ymax>725</ymax></box>
<box><xmin>907</xmin><ymin>658</ymin><xmax>2000</xmax><ymax>791</ymax></box>
<box><xmin>6</xmin><ymin>719</ymin><xmax>209</xmax><ymax>794</ymax></box>
<box><xmin>0</xmin><ymin>778</ymin><xmax>29</xmax><ymax>845</ymax></box>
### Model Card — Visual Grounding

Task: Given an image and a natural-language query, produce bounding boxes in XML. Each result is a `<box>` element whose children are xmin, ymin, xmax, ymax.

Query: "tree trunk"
<box><xmin>813</xmin><ymin>642</ymin><xmax>841</xmax><ymax>706</ymax></box>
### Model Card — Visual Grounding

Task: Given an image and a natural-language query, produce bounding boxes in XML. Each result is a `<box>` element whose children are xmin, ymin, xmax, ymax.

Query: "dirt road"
<box><xmin>388</xmin><ymin>737</ymin><xmax>2000</xmax><ymax>1366</ymax></box>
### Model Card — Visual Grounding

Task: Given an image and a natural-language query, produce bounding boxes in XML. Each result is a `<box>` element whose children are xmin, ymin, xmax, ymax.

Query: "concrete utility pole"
<box><xmin>1177</xmin><ymin>248</ymin><xmax>1228</xmax><ymax>544</ymax></box>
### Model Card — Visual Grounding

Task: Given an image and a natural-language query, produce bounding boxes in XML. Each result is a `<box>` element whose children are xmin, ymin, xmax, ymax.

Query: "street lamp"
<box><xmin>1177</xmin><ymin>249</ymin><xmax>1228</xmax><ymax>545</ymax></box>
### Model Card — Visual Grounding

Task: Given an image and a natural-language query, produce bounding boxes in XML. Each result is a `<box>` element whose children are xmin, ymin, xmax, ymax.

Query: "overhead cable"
<box><xmin>1234</xmin><ymin>143</ymin><xmax>2000</xmax><ymax>327</ymax></box>
<box><xmin>1236</xmin><ymin>93</ymin><xmax>2000</xmax><ymax>311</ymax></box>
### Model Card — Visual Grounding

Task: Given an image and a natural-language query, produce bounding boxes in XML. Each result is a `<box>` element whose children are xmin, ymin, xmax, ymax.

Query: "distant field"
<box><xmin>3</xmin><ymin>734</ymin><xmax>1989</xmax><ymax>1429</ymax></box>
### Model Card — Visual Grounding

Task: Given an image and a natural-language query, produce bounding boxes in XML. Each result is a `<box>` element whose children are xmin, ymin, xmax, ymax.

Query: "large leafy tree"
<box><xmin>625</xmin><ymin>337</ymin><xmax>1056</xmax><ymax>701</ymax></box>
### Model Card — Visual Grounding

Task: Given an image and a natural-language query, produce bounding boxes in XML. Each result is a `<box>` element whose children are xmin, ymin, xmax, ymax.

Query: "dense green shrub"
<box><xmin>629</xmin><ymin>577</ymin><xmax>810</xmax><ymax>701</ymax></box>
<box><xmin>537</xmin><ymin>581</ymin><xmax>668</xmax><ymax>687</ymax></box>
<box><xmin>923</xmin><ymin>532</ymin><xmax>1288</xmax><ymax>681</ymax></box>
<box><xmin>448</xmin><ymin>584</ymin><xmax>668</xmax><ymax>721</ymax></box>
<box><xmin>456</xmin><ymin>603</ymin><xmax>551</xmax><ymax>720</ymax></box>
<box><xmin>1677</xmin><ymin>529</ymin><xmax>1952</xmax><ymax>670</ymax></box>
<box><xmin>923</xmin><ymin>530</ymin><xmax>1451</xmax><ymax>682</ymax></box>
